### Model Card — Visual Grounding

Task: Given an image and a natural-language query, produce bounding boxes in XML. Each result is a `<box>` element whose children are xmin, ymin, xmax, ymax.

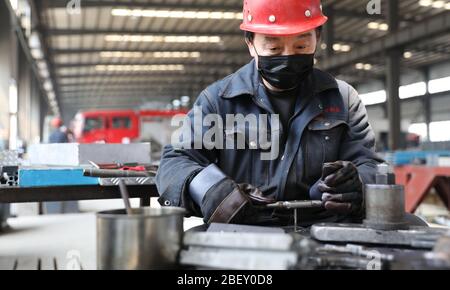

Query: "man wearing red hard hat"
<box><xmin>157</xmin><ymin>0</ymin><xmax>383</xmax><ymax>227</ymax></box>
<box><xmin>49</xmin><ymin>117</ymin><xmax>69</xmax><ymax>143</ymax></box>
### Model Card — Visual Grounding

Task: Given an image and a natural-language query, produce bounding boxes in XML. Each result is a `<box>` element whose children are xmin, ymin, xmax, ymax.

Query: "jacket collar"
<box><xmin>220</xmin><ymin>59</ymin><xmax>339</xmax><ymax>99</ymax></box>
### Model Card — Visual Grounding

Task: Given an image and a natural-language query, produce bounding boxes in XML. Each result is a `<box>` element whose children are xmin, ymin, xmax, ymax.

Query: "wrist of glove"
<box><xmin>311</xmin><ymin>161</ymin><xmax>363</xmax><ymax>216</ymax></box>
<box><xmin>201</xmin><ymin>179</ymin><xmax>274</xmax><ymax>224</ymax></box>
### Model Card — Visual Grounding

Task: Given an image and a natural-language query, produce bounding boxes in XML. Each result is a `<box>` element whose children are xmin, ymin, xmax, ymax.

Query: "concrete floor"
<box><xmin>0</xmin><ymin>198</ymin><xmax>203</xmax><ymax>270</ymax></box>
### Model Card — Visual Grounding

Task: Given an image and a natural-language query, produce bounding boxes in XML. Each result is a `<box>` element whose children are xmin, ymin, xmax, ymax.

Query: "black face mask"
<box><xmin>257</xmin><ymin>54</ymin><xmax>314</xmax><ymax>91</ymax></box>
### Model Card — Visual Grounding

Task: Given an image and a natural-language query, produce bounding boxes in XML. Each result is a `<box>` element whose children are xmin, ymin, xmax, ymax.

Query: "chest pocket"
<box><xmin>224</xmin><ymin>124</ymin><xmax>277</xmax><ymax>187</ymax></box>
<box><xmin>302</xmin><ymin>119</ymin><xmax>348</xmax><ymax>183</ymax></box>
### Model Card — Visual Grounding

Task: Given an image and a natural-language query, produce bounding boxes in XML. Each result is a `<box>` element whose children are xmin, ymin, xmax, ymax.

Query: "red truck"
<box><xmin>73</xmin><ymin>109</ymin><xmax>187</xmax><ymax>144</ymax></box>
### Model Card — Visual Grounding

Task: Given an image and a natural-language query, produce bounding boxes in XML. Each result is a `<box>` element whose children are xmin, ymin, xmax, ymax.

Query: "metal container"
<box><xmin>97</xmin><ymin>207</ymin><xmax>185</xmax><ymax>270</ymax></box>
<box><xmin>363</xmin><ymin>184</ymin><xmax>408</xmax><ymax>230</ymax></box>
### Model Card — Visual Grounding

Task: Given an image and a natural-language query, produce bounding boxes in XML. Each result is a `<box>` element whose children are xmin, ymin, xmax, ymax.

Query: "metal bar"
<box><xmin>83</xmin><ymin>168</ymin><xmax>155</xmax><ymax>178</ymax></box>
<box><xmin>265</xmin><ymin>200</ymin><xmax>323</xmax><ymax>209</ymax></box>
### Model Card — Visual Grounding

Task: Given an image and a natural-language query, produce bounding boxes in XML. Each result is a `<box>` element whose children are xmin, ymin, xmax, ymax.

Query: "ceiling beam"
<box><xmin>59</xmin><ymin>79</ymin><xmax>212</xmax><ymax>87</ymax></box>
<box><xmin>51</xmin><ymin>47</ymin><xmax>249</xmax><ymax>54</ymax></box>
<box><xmin>46</xmin><ymin>0</ymin><xmax>243</xmax><ymax>11</ymax></box>
<box><xmin>56</xmin><ymin>71</ymin><xmax>230</xmax><ymax>79</ymax></box>
<box><xmin>319</xmin><ymin>12</ymin><xmax>450</xmax><ymax>71</ymax></box>
<box><xmin>45</xmin><ymin>28</ymin><xmax>242</xmax><ymax>37</ymax></box>
<box><xmin>60</xmin><ymin>84</ymin><xmax>206</xmax><ymax>94</ymax></box>
<box><xmin>60</xmin><ymin>84</ymin><xmax>205</xmax><ymax>93</ymax></box>
<box><xmin>46</xmin><ymin>0</ymin><xmax>389</xmax><ymax>20</ymax></box>
<box><xmin>54</xmin><ymin>60</ymin><xmax>245</xmax><ymax>68</ymax></box>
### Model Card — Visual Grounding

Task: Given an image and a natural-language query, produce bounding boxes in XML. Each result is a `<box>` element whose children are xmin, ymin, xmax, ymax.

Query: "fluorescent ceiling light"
<box><xmin>359</xmin><ymin>90</ymin><xmax>387</xmax><ymax>105</ymax></box>
<box><xmin>43</xmin><ymin>80</ymin><xmax>53</xmax><ymax>91</ymax></box>
<box><xmin>111</xmin><ymin>9</ymin><xmax>243</xmax><ymax>20</ymax></box>
<box><xmin>340</xmin><ymin>45</ymin><xmax>351</xmax><ymax>52</ymax></box>
<box><xmin>105</xmin><ymin>34</ymin><xmax>221</xmax><ymax>43</ymax></box>
<box><xmin>355</xmin><ymin>63</ymin><xmax>372</xmax><ymax>70</ymax></box>
<box><xmin>30</xmin><ymin>48</ymin><xmax>43</xmax><ymax>59</ymax></box>
<box><xmin>367</xmin><ymin>22</ymin><xmax>389</xmax><ymax>31</ymax></box>
<box><xmin>363</xmin><ymin>64</ymin><xmax>372</xmax><ymax>70</ymax></box>
<box><xmin>95</xmin><ymin>64</ymin><xmax>185</xmax><ymax>72</ymax></box>
<box><xmin>100</xmin><ymin>51</ymin><xmax>201</xmax><ymax>58</ymax></box>
<box><xmin>9</xmin><ymin>0</ymin><xmax>18</xmax><ymax>11</ymax></box>
<box><xmin>100</xmin><ymin>51</ymin><xmax>143</xmax><ymax>58</ymax></box>
<box><xmin>432</xmin><ymin>1</ymin><xmax>445</xmax><ymax>8</ymax></box>
<box><xmin>403</xmin><ymin>51</ymin><xmax>413</xmax><ymax>58</ymax></box>
<box><xmin>47</xmin><ymin>92</ymin><xmax>56</xmax><ymax>101</ymax></box>
<box><xmin>419</xmin><ymin>0</ymin><xmax>450</xmax><ymax>9</ymax></box>
<box><xmin>419</xmin><ymin>0</ymin><xmax>433</xmax><ymax>6</ymax></box>
<box><xmin>332</xmin><ymin>43</ymin><xmax>351</xmax><ymax>52</ymax></box>
<box><xmin>153</xmin><ymin>51</ymin><xmax>201</xmax><ymax>58</ymax></box>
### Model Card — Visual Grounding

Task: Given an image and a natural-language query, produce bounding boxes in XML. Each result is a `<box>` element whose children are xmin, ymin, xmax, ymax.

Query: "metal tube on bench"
<box><xmin>83</xmin><ymin>168</ymin><xmax>155</xmax><ymax>178</ymax></box>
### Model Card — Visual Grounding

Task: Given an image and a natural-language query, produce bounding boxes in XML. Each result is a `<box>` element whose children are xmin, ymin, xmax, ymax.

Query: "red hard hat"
<box><xmin>240</xmin><ymin>0</ymin><xmax>328</xmax><ymax>36</ymax></box>
<box><xmin>51</xmin><ymin>117</ymin><xmax>63</xmax><ymax>128</ymax></box>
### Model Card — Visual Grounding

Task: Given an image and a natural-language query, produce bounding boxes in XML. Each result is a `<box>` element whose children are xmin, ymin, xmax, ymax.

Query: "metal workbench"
<box><xmin>0</xmin><ymin>184</ymin><xmax>159</xmax><ymax>206</ymax></box>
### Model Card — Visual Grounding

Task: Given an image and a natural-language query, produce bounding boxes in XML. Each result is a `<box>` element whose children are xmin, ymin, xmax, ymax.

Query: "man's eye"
<box><xmin>269</xmin><ymin>47</ymin><xmax>280</xmax><ymax>51</ymax></box>
<box><xmin>297</xmin><ymin>46</ymin><xmax>306</xmax><ymax>49</ymax></box>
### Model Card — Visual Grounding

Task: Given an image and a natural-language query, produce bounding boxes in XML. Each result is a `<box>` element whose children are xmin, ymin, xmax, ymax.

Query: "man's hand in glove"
<box><xmin>189</xmin><ymin>164</ymin><xmax>275</xmax><ymax>224</ymax></box>
<box><xmin>201</xmin><ymin>180</ymin><xmax>275</xmax><ymax>224</ymax></box>
<box><xmin>310</xmin><ymin>161</ymin><xmax>363</xmax><ymax>215</ymax></box>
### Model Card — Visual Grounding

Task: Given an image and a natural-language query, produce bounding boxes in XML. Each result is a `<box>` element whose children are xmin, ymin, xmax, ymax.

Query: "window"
<box><xmin>359</xmin><ymin>90</ymin><xmax>386</xmax><ymax>105</ymax></box>
<box><xmin>408</xmin><ymin>123</ymin><xmax>427</xmax><ymax>139</ymax></box>
<box><xmin>429</xmin><ymin>76</ymin><xmax>450</xmax><ymax>94</ymax></box>
<box><xmin>112</xmin><ymin>117</ymin><xmax>131</xmax><ymax>129</ymax></box>
<box><xmin>84</xmin><ymin>117</ymin><xmax>104</xmax><ymax>132</ymax></box>
<box><xmin>430</xmin><ymin>121</ymin><xmax>450</xmax><ymax>142</ymax></box>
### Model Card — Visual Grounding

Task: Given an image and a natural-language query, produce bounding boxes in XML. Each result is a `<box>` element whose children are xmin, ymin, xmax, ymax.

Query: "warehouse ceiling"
<box><xmin>34</xmin><ymin>0</ymin><xmax>450</xmax><ymax>118</ymax></box>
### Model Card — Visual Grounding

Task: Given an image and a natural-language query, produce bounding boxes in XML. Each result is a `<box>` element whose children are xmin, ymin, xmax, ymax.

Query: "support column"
<box><xmin>324</xmin><ymin>5</ymin><xmax>335</xmax><ymax>58</ymax></box>
<box><xmin>386</xmin><ymin>0</ymin><xmax>402</xmax><ymax>150</ymax></box>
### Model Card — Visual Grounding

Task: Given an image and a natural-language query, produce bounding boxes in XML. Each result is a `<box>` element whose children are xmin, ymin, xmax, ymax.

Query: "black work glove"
<box><xmin>201</xmin><ymin>179</ymin><xmax>274</xmax><ymax>224</ymax></box>
<box><xmin>311</xmin><ymin>161</ymin><xmax>363</xmax><ymax>215</ymax></box>
<box><xmin>238</xmin><ymin>183</ymin><xmax>276</xmax><ymax>205</ymax></box>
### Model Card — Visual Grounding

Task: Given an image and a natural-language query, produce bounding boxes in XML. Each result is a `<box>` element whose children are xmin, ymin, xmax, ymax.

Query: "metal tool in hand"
<box><xmin>266</xmin><ymin>200</ymin><xmax>323</xmax><ymax>232</ymax></box>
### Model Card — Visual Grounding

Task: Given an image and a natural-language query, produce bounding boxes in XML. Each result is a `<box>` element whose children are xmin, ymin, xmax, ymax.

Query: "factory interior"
<box><xmin>0</xmin><ymin>0</ymin><xmax>450</xmax><ymax>271</ymax></box>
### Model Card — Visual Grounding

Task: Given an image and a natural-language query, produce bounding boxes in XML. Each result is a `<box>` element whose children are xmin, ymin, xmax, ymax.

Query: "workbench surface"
<box><xmin>0</xmin><ymin>184</ymin><xmax>158</xmax><ymax>204</ymax></box>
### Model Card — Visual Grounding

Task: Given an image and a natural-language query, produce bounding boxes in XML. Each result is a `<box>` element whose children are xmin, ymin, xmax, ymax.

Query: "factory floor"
<box><xmin>0</xmin><ymin>198</ymin><xmax>204</xmax><ymax>270</ymax></box>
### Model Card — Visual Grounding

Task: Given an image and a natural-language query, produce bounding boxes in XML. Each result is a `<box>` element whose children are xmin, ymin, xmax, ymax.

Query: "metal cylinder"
<box><xmin>363</xmin><ymin>184</ymin><xmax>408</xmax><ymax>230</ymax></box>
<box><xmin>97</xmin><ymin>207</ymin><xmax>185</xmax><ymax>270</ymax></box>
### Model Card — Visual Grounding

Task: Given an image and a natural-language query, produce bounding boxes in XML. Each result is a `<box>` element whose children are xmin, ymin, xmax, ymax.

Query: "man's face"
<box><xmin>246</xmin><ymin>29</ymin><xmax>318</xmax><ymax>60</ymax></box>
